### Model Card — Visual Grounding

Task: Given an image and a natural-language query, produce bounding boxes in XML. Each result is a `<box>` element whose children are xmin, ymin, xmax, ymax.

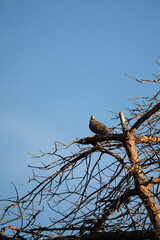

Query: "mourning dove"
<box><xmin>89</xmin><ymin>115</ymin><xmax>110</xmax><ymax>135</ymax></box>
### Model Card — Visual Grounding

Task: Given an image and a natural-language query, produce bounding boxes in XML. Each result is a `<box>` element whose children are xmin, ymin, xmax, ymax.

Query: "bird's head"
<box><xmin>91</xmin><ymin>115</ymin><xmax>95</xmax><ymax>120</ymax></box>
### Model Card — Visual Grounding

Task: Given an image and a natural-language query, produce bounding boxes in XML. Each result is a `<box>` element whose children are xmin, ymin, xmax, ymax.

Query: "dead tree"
<box><xmin>0</xmin><ymin>64</ymin><xmax>160</xmax><ymax>239</ymax></box>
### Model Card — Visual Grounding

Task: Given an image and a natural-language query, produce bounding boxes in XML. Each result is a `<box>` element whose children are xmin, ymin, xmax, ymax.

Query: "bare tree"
<box><xmin>0</xmin><ymin>61</ymin><xmax>160</xmax><ymax>240</ymax></box>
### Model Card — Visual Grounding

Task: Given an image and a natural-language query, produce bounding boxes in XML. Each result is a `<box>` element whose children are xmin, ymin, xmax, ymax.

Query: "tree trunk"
<box><xmin>124</xmin><ymin>130</ymin><xmax>160</xmax><ymax>239</ymax></box>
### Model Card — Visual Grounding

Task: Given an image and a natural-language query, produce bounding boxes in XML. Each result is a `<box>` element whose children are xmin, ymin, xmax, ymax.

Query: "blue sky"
<box><xmin>0</xmin><ymin>0</ymin><xmax>160</xmax><ymax>200</ymax></box>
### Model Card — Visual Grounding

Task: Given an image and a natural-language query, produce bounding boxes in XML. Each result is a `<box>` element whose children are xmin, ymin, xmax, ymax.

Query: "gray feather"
<box><xmin>89</xmin><ymin>115</ymin><xmax>110</xmax><ymax>135</ymax></box>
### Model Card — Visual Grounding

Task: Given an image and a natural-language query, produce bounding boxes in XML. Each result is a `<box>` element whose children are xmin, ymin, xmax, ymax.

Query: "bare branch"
<box><xmin>130</xmin><ymin>102</ymin><xmax>160</xmax><ymax>134</ymax></box>
<box><xmin>125</xmin><ymin>73</ymin><xmax>160</xmax><ymax>83</ymax></box>
<box><xmin>119</xmin><ymin>110</ymin><xmax>128</xmax><ymax>134</ymax></box>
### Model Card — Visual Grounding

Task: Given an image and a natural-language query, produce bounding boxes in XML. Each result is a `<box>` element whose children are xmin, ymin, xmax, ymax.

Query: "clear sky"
<box><xmin>0</xmin><ymin>0</ymin><xmax>160</xmax><ymax>201</ymax></box>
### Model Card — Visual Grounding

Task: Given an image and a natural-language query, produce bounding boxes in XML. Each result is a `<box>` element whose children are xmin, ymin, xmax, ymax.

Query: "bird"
<box><xmin>89</xmin><ymin>115</ymin><xmax>110</xmax><ymax>135</ymax></box>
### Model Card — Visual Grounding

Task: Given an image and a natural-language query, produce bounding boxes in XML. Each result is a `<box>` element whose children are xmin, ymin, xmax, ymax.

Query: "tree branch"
<box><xmin>77</xmin><ymin>135</ymin><xmax>160</xmax><ymax>145</ymax></box>
<box><xmin>119</xmin><ymin>110</ymin><xmax>128</xmax><ymax>134</ymax></box>
<box><xmin>0</xmin><ymin>230</ymin><xmax>158</xmax><ymax>240</ymax></box>
<box><xmin>78</xmin><ymin>134</ymin><xmax>124</xmax><ymax>144</ymax></box>
<box><xmin>130</xmin><ymin>102</ymin><xmax>160</xmax><ymax>134</ymax></box>
<box><xmin>90</xmin><ymin>188</ymin><xmax>137</xmax><ymax>232</ymax></box>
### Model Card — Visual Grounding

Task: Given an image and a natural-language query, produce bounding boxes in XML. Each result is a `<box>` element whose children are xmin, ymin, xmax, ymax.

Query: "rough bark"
<box><xmin>123</xmin><ymin>130</ymin><xmax>160</xmax><ymax>239</ymax></box>
<box><xmin>78</xmin><ymin>135</ymin><xmax>160</xmax><ymax>145</ymax></box>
